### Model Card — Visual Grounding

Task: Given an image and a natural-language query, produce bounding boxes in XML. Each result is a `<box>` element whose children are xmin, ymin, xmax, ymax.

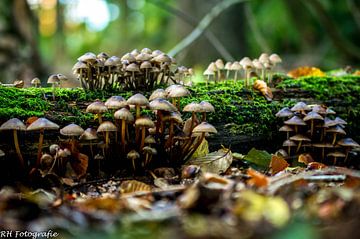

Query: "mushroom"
<box><xmin>284</xmin><ymin>116</ymin><xmax>306</xmax><ymax>133</ymax></box>
<box><xmin>114</xmin><ymin>108</ymin><xmax>134</xmax><ymax>152</ymax></box>
<box><xmin>27</xmin><ymin>118</ymin><xmax>59</xmax><ymax>166</ymax></box>
<box><xmin>268</xmin><ymin>54</ymin><xmax>282</xmax><ymax>84</ymax></box>
<box><xmin>187</xmin><ymin>122</ymin><xmax>217</xmax><ymax>159</ymax></box>
<box><xmin>166</xmin><ymin>84</ymin><xmax>190</xmax><ymax>110</ymax></box>
<box><xmin>303</xmin><ymin>111</ymin><xmax>324</xmax><ymax>137</ymax></box>
<box><xmin>337</xmin><ymin>138</ymin><xmax>360</xmax><ymax>162</ymax></box>
<box><xmin>31</xmin><ymin>78</ymin><xmax>41</xmax><ymax>88</ymax></box>
<box><xmin>86</xmin><ymin>100</ymin><xmax>108</xmax><ymax>124</ymax></box>
<box><xmin>149</xmin><ymin>98</ymin><xmax>177</xmax><ymax>136</ymax></box>
<box><xmin>47</xmin><ymin>74</ymin><xmax>60</xmax><ymax>101</ymax></box>
<box><xmin>327</xmin><ymin>151</ymin><xmax>346</xmax><ymax>165</ymax></box>
<box><xmin>183</xmin><ymin>102</ymin><xmax>203</xmax><ymax>134</ymax></box>
<box><xmin>126</xmin><ymin>63</ymin><xmax>140</xmax><ymax>86</ymax></box>
<box><xmin>224</xmin><ymin>62</ymin><xmax>232</xmax><ymax>80</ymax></box>
<box><xmin>0</xmin><ymin>118</ymin><xmax>27</xmax><ymax>169</ymax></box>
<box><xmin>72</xmin><ymin>61</ymin><xmax>89</xmax><ymax>89</ymax></box>
<box><xmin>127</xmin><ymin>150</ymin><xmax>140</xmax><ymax>171</ymax></box>
<box><xmin>279</xmin><ymin>125</ymin><xmax>294</xmax><ymax>139</ymax></box>
<box><xmin>275</xmin><ymin>107</ymin><xmax>294</xmax><ymax>118</ymax></box>
<box><xmin>230</xmin><ymin>61</ymin><xmax>242</xmax><ymax>83</ymax></box>
<box><xmin>313</xmin><ymin>143</ymin><xmax>334</xmax><ymax>161</ymax></box>
<box><xmin>140</xmin><ymin>61</ymin><xmax>152</xmax><ymax>81</ymax></box>
<box><xmin>215</xmin><ymin>59</ymin><xmax>224</xmax><ymax>82</ymax></box>
<box><xmin>144</xmin><ymin>135</ymin><xmax>156</xmax><ymax>146</ymax></box>
<box><xmin>97</xmin><ymin>121</ymin><xmax>117</xmax><ymax>149</ymax></box>
<box><xmin>203</xmin><ymin>68</ymin><xmax>215</xmax><ymax>86</ymax></box>
<box><xmin>291</xmin><ymin>102</ymin><xmax>310</xmax><ymax>114</ymax></box>
<box><xmin>289</xmin><ymin>134</ymin><xmax>311</xmax><ymax>153</ymax></box>
<box><xmin>326</xmin><ymin>125</ymin><xmax>346</xmax><ymax>145</ymax></box>
<box><xmin>126</xmin><ymin>93</ymin><xmax>149</xmax><ymax>119</ymax></box>
<box><xmin>142</xmin><ymin>146</ymin><xmax>157</xmax><ymax>166</ymax></box>
<box><xmin>199</xmin><ymin>101</ymin><xmax>215</xmax><ymax>122</ymax></box>
<box><xmin>240</xmin><ymin>58</ymin><xmax>254</xmax><ymax>88</ymax></box>
<box><xmin>282</xmin><ymin>139</ymin><xmax>296</xmax><ymax>156</ymax></box>
<box><xmin>150</xmin><ymin>89</ymin><xmax>167</xmax><ymax>101</ymax></box>
<box><xmin>258</xmin><ymin>53</ymin><xmax>270</xmax><ymax>81</ymax></box>
<box><xmin>105</xmin><ymin>96</ymin><xmax>127</xmax><ymax>111</ymax></box>
<box><xmin>79</xmin><ymin>128</ymin><xmax>98</xmax><ymax>158</ymax></box>
<box><xmin>163</xmin><ymin>111</ymin><xmax>183</xmax><ymax>148</ymax></box>
<box><xmin>60</xmin><ymin>123</ymin><xmax>84</xmax><ymax>152</ymax></box>
<box><xmin>135</xmin><ymin>117</ymin><xmax>155</xmax><ymax>150</ymax></box>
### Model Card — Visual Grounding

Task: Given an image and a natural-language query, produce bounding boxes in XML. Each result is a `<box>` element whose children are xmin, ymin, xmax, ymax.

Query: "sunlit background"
<box><xmin>1</xmin><ymin>0</ymin><xmax>359</xmax><ymax>85</ymax></box>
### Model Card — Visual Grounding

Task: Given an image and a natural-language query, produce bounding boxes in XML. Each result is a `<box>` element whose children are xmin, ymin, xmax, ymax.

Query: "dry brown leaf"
<box><xmin>70</xmin><ymin>153</ymin><xmax>88</xmax><ymax>178</ymax></box>
<box><xmin>298</xmin><ymin>153</ymin><xmax>314</xmax><ymax>165</ymax></box>
<box><xmin>307</xmin><ymin>162</ymin><xmax>327</xmax><ymax>170</ymax></box>
<box><xmin>247</xmin><ymin>168</ymin><xmax>269</xmax><ymax>188</ymax></box>
<box><xmin>120</xmin><ymin>180</ymin><xmax>151</xmax><ymax>194</ymax></box>
<box><xmin>270</xmin><ymin>155</ymin><xmax>289</xmax><ymax>175</ymax></box>
<box><xmin>287</xmin><ymin>66</ymin><xmax>325</xmax><ymax>78</ymax></box>
<box><xmin>26</xmin><ymin>116</ymin><xmax>38</xmax><ymax>127</ymax></box>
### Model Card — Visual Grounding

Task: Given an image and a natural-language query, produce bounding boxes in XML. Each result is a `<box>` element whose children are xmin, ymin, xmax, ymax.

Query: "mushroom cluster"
<box><xmin>203</xmin><ymin>53</ymin><xmax>282</xmax><ymax>87</ymax></box>
<box><xmin>276</xmin><ymin>102</ymin><xmax>360</xmax><ymax>164</ymax></box>
<box><xmin>73</xmin><ymin>49</ymin><xmax>192</xmax><ymax>91</ymax></box>
<box><xmin>79</xmin><ymin>84</ymin><xmax>217</xmax><ymax>171</ymax></box>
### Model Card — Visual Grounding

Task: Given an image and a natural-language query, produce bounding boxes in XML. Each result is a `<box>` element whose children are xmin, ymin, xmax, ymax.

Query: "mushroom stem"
<box><xmin>121</xmin><ymin>120</ymin><xmax>126</xmax><ymax>152</ymax></box>
<box><xmin>177</xmin><ymin>98</ymin><xmax>181</xmax><ymax>111</ymax></box>
<box><xmin>190</xmin><ymin>112</ymin><xmax>196</xmax><ymax>133</ymax></box>
<box><xmin>36</xmin><ymin>129</ymin><xmax>45</xmax><ymax>166</ymax></box>
<box><xmin>166</xmin><ymin>120</ymin><xmax>174</xmax><ymax>148</ymax></box>
<box><xmin>140</xmin><ymin>127</ymin><xmax>146</xmax><ymax>150</ymax></box>
<box><xmin>310</xmin><ymin>120</ymin><xmax>314</xmax><ymax>137</ymax></box>
<box><xmin>13</xmin><ymin>129</ymin><xmax>25</xmax><ymax>169</ymax></box>
<box><xmin>296</xmin><ymin>141</ymin><xmax>302</xmax><ymax>153</ymax></box>
<box><xmin>332</xmin><ymin>133</ymin><xmax>337</xmax><ymax>145</ymax></box>
<box><xmin>201</xmin><ymin>112</ymin><xmax>207</xmax><ymax>122</ymax></box>
<box><xmin>287</xmin><ymin>145</ymin><xmax>291</xmax><ymax>156</ymax></box>
<box><xmin>286</xmin><ymin>132</ymin><xmax>289</xmax><ymax>139</ymax></box>
<box><xmin>105</xmin><ymin>132</ymin><xmax>110</xmax><ymax>148</ymax></box>
<box><xmin>295</xmin><ymin>125</ymin><xmax>298</xmax><ymax>134</ymax></box>
<box><xmin>132</xmin><ymin>158</ymin><xmax>136</xmax><ymax>171</ymax></box>
<box><xmin>70</xmin><ymin>136</ymin><xmax>75</xmax><ymax>152</ymax></box>
<box><xmin>185</xmin><ymin>133</ymin><xmax>205</xmax><ymax>160</ymax></box>
<box><xmin>171</xmin><ymin>98</ymin><xmax>177</xmax><ymax>110</ymax></box>
<box><xmin>52</xmin><ymin>84</ymin><xmax>56</xmax><ymax>101</ymax></box>
<box><xmin>135</xmin><ymin>105</ymin><xmax>141</xmax><ymax>119</ymax></box>
<box><xmin>89</xmin><ymin>141</ymin><xmax>94</xmax><ymax>158</ymax></box>
<box><xmin>234</xmin><ymin>71</ymin><xmax>238</xmax><ymax>84</ymax></box>
<box><xmin>97</xmin><ymin>113</ymin><xmax>103</xmax><ymax>124</ymax></box>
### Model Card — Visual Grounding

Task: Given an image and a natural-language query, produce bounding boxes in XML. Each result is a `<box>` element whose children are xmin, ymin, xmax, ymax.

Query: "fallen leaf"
<box><xmin>298</xmin><ymin>153</ymin><xmax>314</xmax><ymax>165</ymax></box>
<box><xmin>247</xmin><ymin>168</ymin><xmax>269</xmax><ymax>188</ymax></box>
<box><xmin>307</xmin><ymin>162</ymin><xmax>327</xmax><ymax>170</ymax></box>
<box><xmin>70</xmin><ymin>153</ymin><xmax>88</xmax><ymax>178</ymax></box>
<box><xmin>270</xmin><ymin>155</ymin><xmax>289</xmax><ymax>175</ymax></box>
<box><xmin>120</xmin><ymin>180</ymin><xmax>151</xmax><ymax>194</ymax></box>
<box><xmin>287</xmin><ymin>66</ymin><xmax>326</xmax><ymax>78</ymax></box>
<box><xmin>243</xmin><ymin>148</ymin><xmax>272</xmax><ymax>169</ymax></box>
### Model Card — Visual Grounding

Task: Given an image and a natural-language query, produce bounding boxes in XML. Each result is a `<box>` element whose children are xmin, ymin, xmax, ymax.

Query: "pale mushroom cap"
<box><xmin>326</xmin><ymin>125</ymin><xmax>346</xmax><ymax>135</ymax></box>
<box><xmin>215</xmin><ymin>59</ymin><xmax>224</xmax><ymax>69</ymax></box>
<box><xmin>311</xmin><ymin>105</ymin><xmax>327</xmax><ymax>114</ymax></box>
<box><xmin>192</xmin><ymin>122</ymin><xmax>217</xmax><ymax>134</ymax></box>
<box><xmin>149</xmin><ymin>98</ymin><xmax>177</xmax><ymax>112</ymax></box>
<box><xmin>207</xmin><ymin>62</ymin><xmax>218</xmax><ymax>72</ymax></box>
<box><xmin>151</xmin><ymin>49</ymin><xmax>163</xmax><ymax>57</ymax></box>
<box><xmin>149</xmin><ymin>89</ymin><xmax>167</xmax><ymax>101</ymax></box>
<box><xmin>27</xmin><ymin>118</ymin><xmax>60</xmax><ymax>131</ymax></box>
<box><xmin>240</xmin><ymin>58</ymin><xmax>254</xmax><ymax>69</ymax></box>
<box><xmin>60</xmin><ymin>123</ymin><xmax>84</xmax><ymax>137</ymax></box>
<box><xmin>327</xmin><ymin>151</ymin><xmax>346</xmax><ymax>158</ymax></box>
<box><xmin>167</xmin><ymin>85</ymin><xmax>190</xmax><ymax>98</ymax></box>
<box><xmin>31</xmin><ymin>78</ymin><xmax>41</xmax><ymax>85</ymax></box>
<box><xmin>252</xmin><ymin>59</ymin><xmax>263</xmax><ymax>70</ymax></box>
<box><xmin>283</xmin><ymin>139</ymin><xmax>296</xmax><ymax>147</ymax></box>
<box><xmin>141</xmin><ymin>47</ymin><xmax>152</xmax><ymax>54</ymax></box>
<box><xmin>0</xmin><ymin>118</ymin><xmax>26</xmax><ymax>131</ymax></box>
<box><xmin>127</xmin><ymin>150</ymin><xmax>140</xmax><ymax>159</ymax></box>
<box><xmin>97</xmin><ymin>121</ymin><xmax>117</xmax><ymax>132</ymax></box>
<box><xmin>289</xmin><ymin>134</ymin><xmax>311</xmax><ymax>142</ymax></box>
<box><xmin>97</xmin><ymin>52</ymin><xmax>109</xmax><ymax>60</ymax></box>
<box><xmin>136</xmin><ymin>53</ymin><xmax>152</xmax><ymax>62</ymax></box>
<box><xmin>291</xmin><ymin>102</ymin><xmax>310</xmax><ymax>112</ymax></box>
<box><xmin>121</xmin><ymin>53</ymin><xmax>136</xmax><ymax>62</ymax></box>
<box><xmin>183</xmin><ymin>102</ymin><xmax>202</xmax><ymax>112</ymax></box>
<box><xmin>163</xmin><ymin>112</ymin><xmax>183</xmax><ymax>124</ymax></box>
<box><xmin>203</xmin><ymin>69</ymin><xmax>215</xmax><ymax>75</ymax></box>
<box><xmin>337</xmin><ymin>138</ymin><xmax>360</xmax><ymax>147</ymax></box>
<box><xmin>80</xmin><ymin>128</ymin><xmax>98</xmax><ymax>141</ymax></box>
<box><xmin>86</xmin><ymin>100</ymin><xmax>108</xmax><ymax>114</ymax></box>
<box><xmin>72</xmin><ymin>61</ymin><xmax>88</xmax><ymax>71</ymax></box>
<box><xmin>131</xmin><ymin>49</ymin><xmax>140</xmax><ymax>56</ymax></box>
<box><xmin>114</xmin><ymin>108</ymin><xmax>134</xmax><ymax>122</ymax></box>
<box><xmin>105</xmin><ymin>96</ymin><xmax>127</xmax><ymax>110</ymax></box>
<box><xmin>269</xmin><ymin>53</ymin><xmax>282</xmax><ymax>64</ymax></box>
<box><xmin>224</xmin><ymin>62</ymin><xmax>233</xmax><ymax>70</ymax></box>
<box><xmin>142</xmin><ymin>146</ymin><xmax>157</xmax><ymax>155</ymax></box>
<box><xmin>153</xmin><ymin>53</ymin><xmax>171</xmax><ymax>63</ymax></box>
<box><xmin>275</xmin><ymin>107</ymin><xmax>294</xmax><ymax>118</ymax></box>
<box><xmin>140</xmin><ymin>61</ymin><xmax>152</xmax><ymax>69</ymax></box>
<box><xmin>199</xmin><ymin>101</ymin><xmax>215</xmax><ymax>113</ymax></box>
<box><xmin>144</xmin><ymin>135</ymin><xmax>156</xmax><ymax>144</ymax></box>
<box><xmin>127</xmin><ymin>93</ymin><xmax>149</xmax><ymax>107</ymax></box>
<box><xmin>230</xmin><ymin>61</ymin><xmax>242</xmax><ymax>70</ymax></box>
<box><xmin>126</xmin><ymin>63</ymin><xmax>140</xmax><ymax>72</ymax></box>
<box><xmin>279</xmin><ymin>125</ymin><xmax>294</xmax><ymax>132</ymax></box>
<box><xmin>258</xmin><ymin>53</ymin><xmax>269</xmax><ymax>64</ymax></box>
<box><xmin>303</xmin><ymin>111</ymin><xmax>324</xmax><ymax>121</ymax></box>
<box><xmin>334</xmin><ymin>117</ymin><xmax>347</xmax><ymax>125</ymax></box>
<box><xmin>57</xmin><ymin>74</ymin><xmax>68</xmax><ymax>81</ymax></box>
<box><xmin>239</xmin><ymin>57</ymin><xmax>251</xmax><ymax>65</ymax></box>
<box><xmin>47</xmin><ymin>74</ymin><xmax>60</xmax><ymax>84</ymax></box>
<box><xmin>78</xmin><ymin>52</ymin><xmax>97</xmax><ymax>63</ymax></box>
<box><xmin>284</xmin><ymin>116</ymin><xmax>306</xmax><ymax>126</ymax></box>
<box><xmin>104</xmin><ymin>56</ymin><xmax>121</xmax><ymax>66</ymax></box>
<box><xmin>135</xmin><ymin>117</ymin><xmax>155</xmax><ymax>128</ymax></box>
<box><xmin>324</xmin><ymin>117</ymin><xmax>338</xmax><ymax>127</ymax></box>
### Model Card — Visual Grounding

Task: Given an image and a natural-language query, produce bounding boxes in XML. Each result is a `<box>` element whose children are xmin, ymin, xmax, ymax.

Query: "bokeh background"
<box><xmin>1</xmin><ymin>0</ymin><xmax>359</xmax><ymax>86</ymax></box>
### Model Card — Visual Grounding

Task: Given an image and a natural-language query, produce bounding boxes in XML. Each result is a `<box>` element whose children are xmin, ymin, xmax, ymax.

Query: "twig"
<box><xmin>168</xmin><ymin>0</ymin><xmax>250</xmax><ymax>57</ymax></box>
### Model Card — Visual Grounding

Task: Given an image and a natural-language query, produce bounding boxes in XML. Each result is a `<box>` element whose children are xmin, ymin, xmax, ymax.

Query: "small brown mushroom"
<box><xmin>86</xmin><ymin>100</ymin><xmax>108</xmax><ymax>124</ymax></box>
<box><xmin>60</xmin><ymin>123</ymin><xmax>84</xmax><ymax>152</ymax></box>
<box><xmin>97</xmin><ymin>121</ymin><xmax>117</xmax><ymax>148</ymax></box>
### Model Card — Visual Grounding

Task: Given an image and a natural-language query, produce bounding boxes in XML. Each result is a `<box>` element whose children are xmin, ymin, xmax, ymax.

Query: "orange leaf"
<box><xmin>26</xmin><ymin>116</ymin><xmax>38</xmax><ymax>127</ymax></box>
<box><xmin>70</xmin><ymin>153</ymin><xmax>88</xmax><ymax>178</ymax></box>
<box><xmin>287</xmin><ymin>66</ymin><xmax>325</xmax><ymax>78</ymax></box>
<box><xmin>270</xmin><ymin>155</ymin><xmax>289</xmax><ymax>175</ymax></box>
<box><xmin>247</xmin><ymin>168</ymin><xmax>269</xmax><ymax>188</ymax></box>
<box><xmin>307</xmin><ymin>162</ymin><xmax>326</xmax><ymax>170</ymax></box>
<box><xmin>298</xmin><ymin>153</ymin><xmax>314</xmax><ymax>165</ymax></box>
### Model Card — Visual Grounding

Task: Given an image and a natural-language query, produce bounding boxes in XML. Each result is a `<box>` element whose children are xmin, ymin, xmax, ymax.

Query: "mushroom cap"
<box><xmin>86</xmin><ymin>100</ymin><xmax>108</xmax><ymax>114</ymax></box>
<box><xmin>0</xmin><ymin>149</ymin><xmax>5</xmax><ymax>157</ymax></box>
<box><xmin>312</xmin><ymin>143</ymin><xmax>334</xmax><ymax>148</ymax></box>
<box><xmin>149</xmin><ymin>98</ymin><xmax>177</xmax><ymax>112</ymax></box>
<box><xmin>303</xmin><ymin>111</ymin><xmax>324</xmax><ymax>121</ymax></box>
<box><xmin>31</xmin><ymin>78</ymin><xmax>41</xmax><ymax>85</ymax></box>
<box><xmin>203</xmin><ymin>68</ymin><xmax>215</xmax><ymax>76</ymax></box>
<box><xmin>207</xmin><ymin>62</ymin><xmax>218</xmax><ymax>72</ymax></box>
<box><xmin>131</xmin><ymin>49</ymin><xmax>140</xmax><ymax>56</ymax></box>
<box><xmin>127</xmin><ymin>150</ymin><xmax>140</xmax><ymax>160</ymax></box>
<box><xmin>127</xmin><ymin>93</ymin><xmax>149</xmax><ymax>107</ymax></box>
<box><xmin>72</xmin><ymin>61</ymin><xmax>88</xmax><ymax>72</ymax></box>
<box><xmin>27</xmin><ymin>118</ymin><xmax>59</xmax><ymax>131</ymax></box>
<box><xmin>104</xmin><ymin>56</ymin><xmax>121</xmax><ymax>66</ymax></box>
<box><xmin>239</xmin><ymin>57</ymin><xmax>251</xmax><ymax>65</ymax></box>
<box><xmin>334</xmin><ymin>117</ymin><xmax>347</xmax><ymax>125</ymax></box>
<box><xmin>57</xmin><ymin>74</ymin><xmax>68</xmax><ymax>81</ymax></box>
<box><xmin>199</xmin><ymin>101</ymin><xmax>215</xmax><ymax>113</ymax></box>
<box><xmin>240</xmin><ymin>58</ymin><xmax>254</xmax><ymax>69</ymax></box>
<box><xmin>140</xmin><ymin>61</ymin><xmax>152</xmax><ymax>69</ymax></box>
<box><xmin>167</xmin><ymin>85</ymin><xmax>190</xmax><ymax>98</ymax></box>
<box><xmin>275</xmin><ymin>107</ymin><xmax>294</xmax><ymax>118</ymax></box>
<box><xmin>136</xmin><ymin>53</ymin><xmax>152</xmax><ymax>62</ymax></box>
<box><xmin>324</xmin><ymin>117</ymin><xmax>338</xmax><ymax>127</ymax></box>
<box><xmin>151</xmin><ymin>49</ymin><xmax>163</xmax><ymax>57</ymax></box>
<box><xmin>97</xmin><ymin>121</ymin><xmax>117</xmax><ymax>132</ymax></box>
<box><xmin>337</xmin><ymin>138</ymin><xmax>360</xmax><ymax>148</ymax></box>
<box><xmin>284</xmin><ymin>116</ymin><xmax>306</xmax><ymax>126</ymax></box>
<box><xmin>326</xmin><ymin>125</ymin><xmax>346</xmax><ymax>135</ymax></box>
<box><xmin>215</xmin><ymin>59</ymin><xmax>224</xmax><ymax>69</ymax></box>
<box><xmin>105</xmin><ymin>96</ymin><xmax>127</xmax><ymax>110</ymax></box>
<box><xmin>126</xmin><ymin>63</ymin><xmax>140</xmax><ymax>72</ymax></box>
<box><xmin>97</xmin><ymin>52</ymin><xmax>109</xmax><ymax>60</ymax></box>
<box><xmin>269</xmin><ymin>53</ymin><xmax>282</xmax><ymax>64</ymax></box>
<box><xmin>252</xmin><ymin>59</ymin><xmax>263</xmax><ymax>70</ymax></box>
<box><xmin>230</xmin><ymin>61</ymin><xmax>242</xmax><ymax>71</ymax></box>
<box><xmin>279</xmin><ymin>125</ymin><xmax>294</xmax><ymax>132</ymax></box>
<box><xmin>80</xmin><ymin>128</ymin><xmax>98</xmax><ymax>141</ymax></box>
<box><xmin>192</xmin><ymin>122</ymin><xmax>217</xmax><ymax>134</ymax></box>
<box><xmin>311</xmin><ymin>105</ymin><xmax>327</xmax><ymax>114</ymax></box>
<box><xmin>142</xmin><ymin>146</ymin><xmax>157</xmax><ymax>155</ymax></box>
<box><xmin>135</xmin><ymin>117</ymin><xmax>155</xmax><ymax>128</ymax></box>
<box><xmin>283</xmin><ymin>139</ymin><xmax>296</xmax><ymax>147</ymax></box>
<box><xmin>327</xmin><ymin>151</ymin><xmax>346</xmax><ymax>158</ymax></box>
<box><xmin>149</xmin><ymin>89</ymin><xmax>166</xmax><ymax>101</ymax></box>
<box><xmin>144</xmin><ymin>135</ymin><xmax>156</xmax><ymax>144</ymax></box>
<box><xmin>258</xmin><ymin>53</ymin><xmax>270</xmax><ymax>64</ymax></box>
<box><xmin>78</xmin><ymin>52</ymin><xmax>97</xmax><ymax>63</ymax></box>
<box><xmin>183</xmin><ymin>102</ymin><xmax>202</xmax><ymax>112</ymax></box>
<box><xmin>163</xmin><ymin>112</ymin><xmax>183</xmax><ymax>124</ymax></box>
<box><xmin>121</xmin><ymin>53</ymin><xmax>136</xmax><ymax>63</ymax></box>
<box><xmin>141</xmin><ymin>47</ymin><xmax>152</xmax><ymax>54</ymax></box>
<box><xmin>60</xmin><ymin>123</ymin><xmax>84</xmax><ymax>137</ymax></box>
<box><xmin>47</xmin><ymin>74</ymin><xmax>60</xmax><ymax>84</ymax></box>
<box><xmin>153</xmin><ymin>53</ymin><xmax>171</xmax><ymax>64</ymax></box>
<box><xmin>224</xmin><ymin>62</ymin><xmax>232</xmax><ymax>70</ymax></box>
<box><xmin>0</xmin><ymin>118</ymin><xmax>26</xmax><ymax>131</ymax></box>
<box><xmin>291</xmin><ymin>102</ymin><xmax>310</xmax><ymax>112</ymax></box>
<box><xmin>114</xmin><ymin>108</ymin><xmax>134</xmax><ymax>122</ymax></box>
<box><xmin>326</xmin><ymin>108</ymin><xmax>336</xmax><ymax>115</ymax></box>
<box><xmin>289</xmin><ymin>134</ymin><xmax>311</xmax><ymax>142</ymax></box>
